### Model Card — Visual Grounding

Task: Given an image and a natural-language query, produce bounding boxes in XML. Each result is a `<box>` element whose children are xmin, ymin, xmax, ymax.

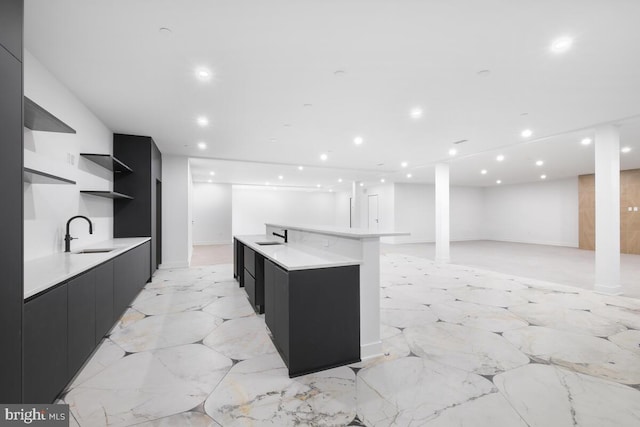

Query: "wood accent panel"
<box><xmin>578</xmin><ymin>175</ymin><xmax>596</xmax><ymax>250</ymax></box>
<box><xmin>579</xmin><ymin>169</ymin><xmax>640</xmax><ymax>254</ymax></box>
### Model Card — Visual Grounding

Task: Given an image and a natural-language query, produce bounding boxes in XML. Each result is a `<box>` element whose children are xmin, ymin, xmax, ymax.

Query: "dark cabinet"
<box><xmin>0</xmin><ymin>36</ymin><xmax>23</xmax><ymax>402</ymax></box>
<box><xmin>233</xmin><ymin>238</ymin><xmax>245</xmax><ymax>286</ymax></box>
<box><xmin>243</xmin><ymin>246</ymin><xmax>265</xmax><ymax>313</ymax></box>
<box><xmin>263</xmin><ymin>259</ymin><xmax>360</xmax><ymax>377</ymax></box>
<box><xmin>67</xmin><ymin>271</ymin><xmax>96</xmax><ymax>377</ymax></box>
<box><xmin>94</xmin><ymin>261</ymin><xmax>115</xmax><ymax>341</ymax></box>
<box><xmin>114</xmin><ymin>241</ymin><xmax>151</xmax><ymax>317</ymax></box>
<box><xmin>114</xmin><ymin>134</ymin><xmax>162</xmax><ymax>274</ymax></box>
<box><xmin>23</xmin><ymin>285</ymin><xmax>68</xmax><ymax>404</ymax></box>
<box><xmin>0</xmin><ymin>0</ymin><xmax>23</xmax><ymax>60</ymax></box>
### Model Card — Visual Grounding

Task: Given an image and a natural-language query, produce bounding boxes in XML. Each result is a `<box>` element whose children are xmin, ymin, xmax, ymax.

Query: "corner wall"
<box><xmin>192</xmin><ymin>183</ymin><xmax>232</xmax><ymax>245</ymax></box>
<box><xmin>161</xmin><ymin>155</ymin><xmax>191</xmax><ymax>268</ymax></box>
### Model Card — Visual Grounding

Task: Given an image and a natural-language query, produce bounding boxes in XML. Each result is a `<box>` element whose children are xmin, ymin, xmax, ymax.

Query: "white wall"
<box><xmin>390</xmin><ymin>183</ymin><xmax>486</xmax><ymax>244</ymax></box>
<box><xmin>483</xmin><ymin>177</ymin><xmax>579</xmax><ymax>247</ymax></box>
<box><xmin>161</xmin><ymin>155</ymin><xmax>191</xmax><ymax>268</ymax></box>
<box><xmin>24</xmin><ymin>50</ymin><xmax>114</xmax><ymax>261</ymax></box>
<box><xmin>232</xmin><ymin>187</ymin><xmax>337</xmax><ymax>236</ymax></box>
<box><xmin>192</xmin><ymin>183</ymin><xmax>232</xmax><ymax>244</ymax></box>
<box><xmin>334</xmin><ymin>191</ymin><xmax>351</xmax><ymax>227</ymax></box>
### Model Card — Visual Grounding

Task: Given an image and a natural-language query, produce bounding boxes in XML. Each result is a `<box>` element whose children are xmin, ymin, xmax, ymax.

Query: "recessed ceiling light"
<box><xmin>197</xmin><ymin>142</ymin><xmax>207</xmax><ymax>150</ymax></box>
<box><xmin>338</xmin><ymin>178</ymin><xmax>343</xmax><ymax>183</ymax></box>
<box><xmin>197</xmin><ymin>116</ymin><xmax>209</xmax><ymax>127</ymax></box>
<box><xmin>550</xmin><ymin>36</ymin><xmax>573</xmax><ymax>54</ymax></box>
<box><xmin>406</xmin><ymin>173</ymin><xmax>412</xmax><ymax>178</ymax></box>
<box><xmin>541</xmin><ymin>174</ymin><xmax>547</xmax><ymax>179</ymax></box>
<box><xmin>354</xmin><ymin>136</ymin><xmax>364</xmax><ymax>145</ymax></box>
<box><xmin>298</xmin><ymin>166</ymin><xmax>304</xmax><ymax>171</ymax></box>
<box><xmin>401</xmin><ymin>161</ymin><xmax>408</xmax><ymax>168</ymax></box>
<box><xmin>268</xmin><ymin>138</ymin><xmax>276</xmax><ymax>143</ymax></box>
<box><xmin>329</xmin><ymin>189</ymin><xmax>334</xmax><ymax>192</ymax></box>
<box><xmin>496</xmin><ymin>154</ymin><xmax>505</xmax><ymax>162</ymax></box>
<box><xmin>536</xmin><ymin>160</ymin><xmax>544</xmax><ymax>166</ymax></box>
<box><xmin>320</xmin><ymin>153</ymin><xmax>328</xmax><ymax>161</ymax></box>
<box><xmin>521</xmin><ymin>129</ymin><xmax>533</xmax><ymax>138</ymax></box>
<box><xmin>278</xmin><ymin>175</ymin><xmax>283</xmax><ymax>180</ymax></box>
<box><xmin>496</xmin><ymin>180</ymin><xmax>502</xmax><ymax>184</ymax></box>
<box><xmin>481</xmin><ymin>169</ymin><xmax>488</xmax><ymax>175</ymax></box>
<box><xmin>410</xmin><ymin>107</ymin><xmax>423</xmax><ymax>119</ymax></box>
<box><xmin>316</xmin><ymin>184</ymin><xmax>321</xmax><ymax>188</ymax></box>
<box><xmin>207</xmin><ymin>179</ymin><xmax>212</xmax><ymax>183</ymax></box>
<box><xmin>359</xmin><ymin>182</ymin><xmax>364</xmax><ymax>187</ymax></box>
<box><xmin>380</xmin><ymin>178</ymin><xmax>385</xmax><ymax>183</ymax></box>
<box><xmin>581</xmin><ymin>138</ymin><xmax>592</xmax><ymax>146</ymax></box>
<box><xmin>195</xmin><ymin>67</ymin><xmax>212</xmax><ymax>81</ymax></box>
<box><xmin>265</xmin><ymin>181</ymin><xmax>270</xmax><ymax>186</ymax></box>
<box><xmin>449</xmin><ymin>148</ymin><xmax>457</xmax><ymax>156</ymax></box>
<box><xmin>621</xmin><ymin>146</ymin><xmax>632</xmax><ymax>153</ymax></box>
<box><xmin>209</xmin><ymin>171</ymin><xmax>215</xmax><ymax>176</ymax></box>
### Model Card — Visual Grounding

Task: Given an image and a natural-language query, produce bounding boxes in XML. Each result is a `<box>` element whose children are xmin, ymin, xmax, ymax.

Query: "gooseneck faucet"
<box><xmin>272</xmin><ymin>229</ymin><xmax>288</xmax><ymax>243</ymax></box>
<box><xmin>65</xmin><ymin>215</ymin><xmax>93</xmax><ymax>252</ymax></box>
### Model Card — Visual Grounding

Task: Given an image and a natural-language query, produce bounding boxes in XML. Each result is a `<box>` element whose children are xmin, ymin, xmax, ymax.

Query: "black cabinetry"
<box><xmin>243</xmin><ymin>246</ymin><xmax>265</xmax><ymax>313</ymax></box>
<box><xmin>233</xmin><ymin>238</ymin><xmax>245</xmax><ymax>286</ymax></box>
<box><xmin>23</xmin><ymin>241</ymin><xmax>151</xmax><ymax>403</ymax></box>
<box><xmin>94</xmin><ymin>260</ymin><xmax>115</xmax><ymax>341</ymax></box>
<box><xmin>67</xmin><ymin>271</ymin><xmax>96</xmax><ymax>377</ymax></box>
<box><xmin>264</xmin><ymin>260</ymin><xmax>360</xmax><ymax>377</ymax></box>
<box><xmin>0</xmin><ymin>0</ymin><xmax>23</xmax><ymax>403</ymax></box>
<box><xmin>113</xmin><ymin>134</ymin><xmax>162</xmax><ymax>273</ymax></box>
<box><xmin>23</xmin><ymin>285</ymin><xmax>68</xmax><ymax>404</ymax></box>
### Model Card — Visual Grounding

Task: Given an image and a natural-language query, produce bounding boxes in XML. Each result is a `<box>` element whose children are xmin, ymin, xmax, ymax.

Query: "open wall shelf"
<box><xmin>80</xmin><ymin>153</ymin><xmax>133</xmax><ymax>173</ymax></box>
<box><xmin>80</xmin><ymin>191</ymin><xmax>133</xmax><ymax>200</ymax></box>
<box><xmin>24</xmin><ymin>97</ymin><xmax>76</xmax><ymax>134</ymax></box>
<box><xmin>23</xmin><ymin>167</ymin><xmax>76</xmax><ymax>185</ymax></box>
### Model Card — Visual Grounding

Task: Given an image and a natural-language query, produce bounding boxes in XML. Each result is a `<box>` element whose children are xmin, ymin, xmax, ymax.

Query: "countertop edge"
<box><xmin>24</xmin><ymin>237</ymin><xmax>151</xmax><ymax>300</ymax></box>
<box><xmin>265</xmin><ymin>223</ymin><xmax>410</xmax><ymax>238</ymax></box>
<box><xmin>235</xmin><ymin>235</ymin><xmax>361</xmax><ymax>271</ymax></box>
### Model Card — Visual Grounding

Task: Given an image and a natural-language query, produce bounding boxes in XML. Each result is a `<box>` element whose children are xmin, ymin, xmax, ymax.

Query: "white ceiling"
<box><xmin>24</xmin><ymin>0</ymin><xmax>640</xmax><ymax>187</ymax></box>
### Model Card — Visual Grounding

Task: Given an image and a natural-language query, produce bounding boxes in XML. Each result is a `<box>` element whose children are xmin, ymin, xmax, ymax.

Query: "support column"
<box><xmin>594</xmin><ymin>126</ymin><xmax>622</xmax><ymax>294</ymax></box>
<box><xmin>351</xmin><ymin>181</ymin><xmax>364</xmax><ymax>228</ymax></box>
<box><xmin>435</xmin><ymin>163</ymin><xmax>450</xmax><ymax>263</ymax></box>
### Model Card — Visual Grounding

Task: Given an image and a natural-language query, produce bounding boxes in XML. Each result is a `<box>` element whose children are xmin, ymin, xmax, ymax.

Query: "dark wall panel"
<box><xmin>0</xmin><ymin>19</ymin><xmax>23</xmax><ymax>402</ymax></box>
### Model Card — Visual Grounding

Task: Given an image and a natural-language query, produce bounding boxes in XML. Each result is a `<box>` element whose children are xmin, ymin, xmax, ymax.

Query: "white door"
<box><xmin>368</xmin><ymin>194</ymin><xmax>379</xmax><ymax>228</ymax></box>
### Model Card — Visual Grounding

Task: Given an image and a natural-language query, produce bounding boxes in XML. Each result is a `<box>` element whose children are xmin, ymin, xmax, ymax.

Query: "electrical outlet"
<box><xmin>67</xmin><ymin>152</ymin><xmax>75</xmax><ymax>165</ymax></box>
<box><xmin>629</xmin><ymin>207</ymin><xmax>633</xmax><ymax>212</ymax></box>
<box><xmin>634</xmin><ymin>207</ymin><xmax>639</xmax><ymax>212</ymax></box>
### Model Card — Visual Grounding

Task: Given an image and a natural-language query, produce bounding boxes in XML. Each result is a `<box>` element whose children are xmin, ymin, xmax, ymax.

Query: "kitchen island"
<box><xmin>235</xmin><ymin>224</ymin><xmax>408</xmax><ymax>376</ymax></box>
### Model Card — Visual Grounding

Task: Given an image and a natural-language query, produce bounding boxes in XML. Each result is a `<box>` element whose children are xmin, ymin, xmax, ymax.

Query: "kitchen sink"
<box><xmin>73</xmin><ymin>248</ymin><xmax>116</xmax><ymax>254</ymax></box>
<box><xmin>256</xmin><ymin>241</ymin><xmax>283</xmax><ymax>246</ymax></box>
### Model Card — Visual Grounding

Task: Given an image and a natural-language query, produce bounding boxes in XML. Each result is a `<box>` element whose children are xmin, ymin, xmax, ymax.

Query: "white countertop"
<box><xmin>265</xmin><ymin>223</ymin><xmax>409</xmax><ymax>239</ymax></box>
<box><xmin>235</xmin><ymin>235</ymin><xmax>361</xmax><ymax>271</ymax></box>
<box><xmin>24</xmin><ymin>237</ymin><xmax>151</xmax><ymax>299</ymax></box>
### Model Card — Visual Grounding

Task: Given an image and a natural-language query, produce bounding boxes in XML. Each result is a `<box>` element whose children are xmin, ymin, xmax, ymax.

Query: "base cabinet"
<box><xmin>243</xmin><ymin>246</ymin><xmax>265</xmax><ymax>313</ymax></box>
<box><xmin>264</xmin><ymin>259</ymin><xmax>360</xmax><ymax>377</ymax></box>
<box><xmin>23</xmin><ymin>284</ymin><xmax>68</xmax><ymax>404</ymax></box>
<box><xmin>23</xmin><ymin>241</ymin><xmax>151</xmax><ymax>403</ymax></box>
<box><xmin>233</xmin><ymin>238</ymin><xmax>245</xmax><ymax>285</ymax></box>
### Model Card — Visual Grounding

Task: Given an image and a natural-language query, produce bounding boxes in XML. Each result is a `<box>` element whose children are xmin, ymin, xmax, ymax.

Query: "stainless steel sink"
<box><xmin>256</xmin><ymin>241</ymin><xmax>283</xmax><ymax>246</ymax></box>
<box><xmin>73</xmin><ymin>248</ymin><xmax>116</xmax><ymax>254</ymax></box>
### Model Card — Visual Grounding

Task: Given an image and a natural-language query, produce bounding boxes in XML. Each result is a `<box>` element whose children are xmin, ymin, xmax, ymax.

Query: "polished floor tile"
<box><xmin>63</xmin><ymin>252</ymin><xmax>640</xmax><ymax>426</ymax></box>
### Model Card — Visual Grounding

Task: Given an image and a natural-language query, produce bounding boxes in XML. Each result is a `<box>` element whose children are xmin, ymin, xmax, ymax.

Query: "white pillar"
<box><xmin>594</xmin><ymin>125</ymin><xmax>621</xmax><ymax>294</ymax></box>
<box><xmin>435</xmin><ymin>163</ymin><xmax>450</xmax><ymax>263</ymax></box>
<box><xmin>351</xmin><ymin>181</ymin><xmax>363</xmax><ymax>228</ymax></box>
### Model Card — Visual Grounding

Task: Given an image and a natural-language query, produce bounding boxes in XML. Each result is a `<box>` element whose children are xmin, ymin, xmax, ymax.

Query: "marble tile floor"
<box><xmin>60</xmin><ymin>255</ymin><xmax>640</xmax><ymax>426</ymax></box>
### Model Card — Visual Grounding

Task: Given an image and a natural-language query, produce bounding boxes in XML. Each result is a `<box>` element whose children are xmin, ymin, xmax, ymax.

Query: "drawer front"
<box><xmin>244</xmin><ymin>269</ymin><xmax>256</xmax><ymax>307</ymax></box>
<box><xmin>244</xmin><ymin>246</ymin><xmax>255</xmax><ymax>276</ymax></box>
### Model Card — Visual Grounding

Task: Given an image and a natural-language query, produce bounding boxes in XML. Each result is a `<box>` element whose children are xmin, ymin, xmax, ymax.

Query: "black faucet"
<box><xmin>65</xmin><ymin>215</ymin><xmax>93</xmax><ymax>252</ymax></box>
<box><xmin>272</xmin><ymin>229</ymin><xmax>288</xmax><ymax>243</ymax></box>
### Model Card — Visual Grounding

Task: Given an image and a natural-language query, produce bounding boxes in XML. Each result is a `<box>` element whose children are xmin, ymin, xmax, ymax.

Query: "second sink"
<box><xmin>73</xmin><ymin>248</ymin><xmax>116</xmax><ymax>254</ymax></box>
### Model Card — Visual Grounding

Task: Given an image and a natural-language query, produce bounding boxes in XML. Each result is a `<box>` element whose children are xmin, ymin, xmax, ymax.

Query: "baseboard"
<box><xmin>158</xmin><ymin>261</ymin><xmax>189</xmax><ymax>269</ymax></box>
<box><xmin>360</xmin><ymin>340</ymin><xmax>383</xmax><ymax>360</ymax></box>
<box><xmin>193</xmin><ymin>240</ymin><xmax>232</xmax><ymax>246</ymax></box>
<box><xmin>485</xmin><ymin>238</ymin><xmax>579</xmax><ymax>248</ymax></box>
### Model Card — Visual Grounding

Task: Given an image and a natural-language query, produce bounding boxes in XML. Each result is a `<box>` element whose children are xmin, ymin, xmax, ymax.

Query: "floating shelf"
<box><xmin>80</xmin><ymin>153</ymin><xmax>133</xmax><ymax>173</ymax></box>
<box><xmin>24</xmin><ymin>97</ymin><xmax>76</xmax><ymax>134</ymax></box>
<box><xmin>80</xmin><ymin>191</ymin><xmax>133</xmax><ymax>200</ymax></box>
<box><xmin>23</xmin><ymin>167</ymin><xmax>76</xmax><ymax>185</ymax></box>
